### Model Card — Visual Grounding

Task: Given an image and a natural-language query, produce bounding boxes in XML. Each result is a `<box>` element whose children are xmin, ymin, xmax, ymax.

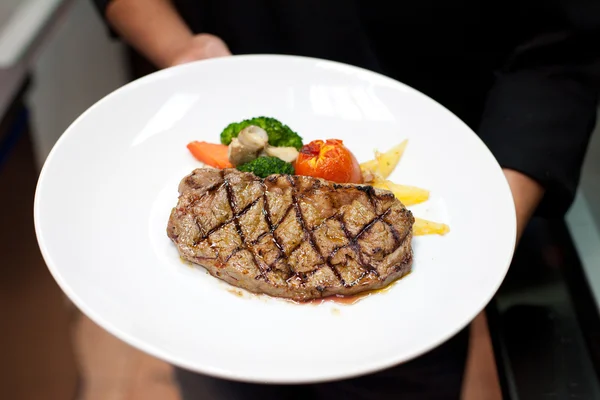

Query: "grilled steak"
<box><xmin>167</xmin><ymin>168</ymin><xmax>414</xmax><ymax>301</ymax></box>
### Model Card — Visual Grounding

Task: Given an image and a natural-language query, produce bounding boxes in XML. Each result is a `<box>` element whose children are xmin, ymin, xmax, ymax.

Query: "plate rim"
<box><xmin>33</xmin><ymin>53</ymin><xmax>517</xmax><ymax>384</ymax></box>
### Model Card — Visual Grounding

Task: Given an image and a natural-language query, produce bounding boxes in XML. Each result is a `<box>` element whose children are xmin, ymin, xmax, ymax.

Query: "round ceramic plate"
<box><xmin>34</xmin><ymin>54</ymin><xmax>515</xmax><ymax>384</ymax></box>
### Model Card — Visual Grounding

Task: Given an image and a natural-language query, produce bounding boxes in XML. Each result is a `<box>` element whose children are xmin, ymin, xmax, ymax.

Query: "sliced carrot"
<box><xmin>186</xmin><ymin>141</ymin><xmax>233</xmax><ymax>168</ymax></box>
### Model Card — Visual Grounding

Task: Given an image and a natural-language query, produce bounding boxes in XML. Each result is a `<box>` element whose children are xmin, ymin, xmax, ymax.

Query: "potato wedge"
<box><xmin>360</xmin><ymin>139</ymin><xmax>408</xmax><ymax>180</ymax></box>
<box><xmin>370</xmin><ymin>176</ymin><xmax>429</xmax><ymax>206</ymax></box>
<box><xmin>413</xmin><ymin>218</ymin><xmax>450</xmax><ymax>236</ymax></box>
<box><xmin>384</xmin><ymin>180</ymin><xmax>429</xmax><ymax>206</ymax></box>
<box><xmin>360</xmin><ymin>158</ymin><xmax>380</xmax><ymax>174</ymax></box>
<box><xmin>370</xmin><ymin>176</ymin><xmax>389</xmax><ymax>190</ymax></box>
<box><xmin>375</xmin><ymin>139</ymin><xmax>408</xmax><ymax>178</ymax></box>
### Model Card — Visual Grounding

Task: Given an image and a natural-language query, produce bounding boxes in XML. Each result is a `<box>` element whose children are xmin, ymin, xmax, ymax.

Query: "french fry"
<box><xmin>360</xmin><ymin>139</ymin><xmax>408</xmax><ymax>179</ymax></box>
<box><xmin>413</xmin><ymin>218</ymin><xmax>450</xmax><ymax>236</ymax></box>
<box><xmin>384</xmin><ymin>180</ymin><xmax>429</xmax><ymax>206</ymax></box>
<box><xmin>360</xmin><ymin>159</ymin><xmax>380</xmax><ymax>176</ymax></box>
<box><xmin>370</xmin><ymin>176</ymin><xmax>390</xmax><ymax>190</ymax></box>
<box><xmin>370</xmin><ymin>176</ymin><xmax>429</xmax><ymax>206</ymax></box>
<box><xmin>375</xmin><ymin>139</ymin><xmax>408</xmax><ymax>178</ymax></box>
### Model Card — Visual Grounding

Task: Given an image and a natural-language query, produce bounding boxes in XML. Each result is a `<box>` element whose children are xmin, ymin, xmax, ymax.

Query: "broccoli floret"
<box><xmin>236</xmin><ymin>157</ymin><xmax>294</xmax><ymax>178</ymax></box>
<box><xmin>220</xmin><ymin>116</ymin><xmax>303</xmax><ymax>150</ymax></box>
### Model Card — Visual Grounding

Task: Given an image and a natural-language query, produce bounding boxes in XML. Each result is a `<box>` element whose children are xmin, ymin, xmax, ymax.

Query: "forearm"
<box><xmin>503</xmin><ymin>168</ymin><xmax>544</xmax><ymax>243</ymax></box>
<box><xmin>477</xmin><ymin>0</ymin><xmax>599</xmax><ymax>222</ymax></box>
<box><xmin>105</xmin><ymin>0</ymin><xmax>193</xmax><ymax>68</ymax></box>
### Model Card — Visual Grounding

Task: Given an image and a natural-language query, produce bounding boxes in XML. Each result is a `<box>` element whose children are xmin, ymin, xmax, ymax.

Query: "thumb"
<box><xmin>170</xmin><ymin>34</ymin><xmax>232</xmax><ymax>67</ymax></box>
<box><xmin>201</xmin><ymin>36</ymin><xmax>232</xmax><ymax>58</ymax></box>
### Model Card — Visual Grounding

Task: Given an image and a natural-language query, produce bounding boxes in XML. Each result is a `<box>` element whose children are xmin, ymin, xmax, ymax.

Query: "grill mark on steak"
<box><xmin>189</xmin><ymin>182</ymin><xmax>223</xmax><ymax>204</ymax></box>
<box><xmin>192</xmin><ymin>219</ymin><xmax>202</xmax><ymax>246</ymax></box>
<box><xmin>168</xmin><ymin>168</ymin><xmax>415</xmax><ymax>301</ymax></box>
<box><xmin>326</xmin><ymin>220</ymin><xmax>411</xmax><ymax>269</ymax></box>
<box><xmin>393</xmin><ymin>228</ymin><xmax>413</xmax><ymax>271</ymax></box>
<box><xmin>286</xmin><ymin>175</ymin><xmax>345</xmax><ymax>286</ymax></box>
<box><xmin>222</xmin><ymin>247</ymin><xmax>243</xmax><ymax>265</ymax></box>
<box><xmin>197</xmin><ymin>196</ymin><xmax>263</xmax><ymax>243</ymax></box>
<box><xmin>338</xmin><ymin>214</ymin><xmax>380</xmax><ymax>280</ymax></box>
<box><xmin>384</xmin><ymin>220</ymin><xmax>402</xmax><ymax>248</ymax></box>
<box><xmin>260</xmin><ymin>181</ymin><xmax>275</xmax><ymax>229</ymax></box>
<box><xmin>350</xmin><ymin>183</ymin><xmax>380</xmax><ymax>212</ymax></box>
<box><xmin>180</xmin><ymin>182</ymin><xmax>223</xmax><ymax>206</ymax></box>
<box><xmin>222</xmin><ymin>171</ymin><xmax>268</xmax><ymax>281</ymax></box>
<box><xmin>354</xmin><ymin>207</ymin><xmax>392</xmax><ymax>242</ymax></box>
<box><xmin>309</xmin><ymin>214</ymin><xmax>341</xmax><ymax>234</ymax></box>
<box><xmin>266</xmin><ymin>206</ymin><xmax>295</xmax><ymax>277</ymax></box>
<box><xmin>258</xmin><ymin>180</ymin><xmax>290</xmax><ymax>277</ymax></box>
<box><xmin>350</xmin><ymin>188</ymin><xmax>385</xmax><ymax>279</ymax></box>
<box><xmin>270</xmin><ymin>205</ymin><xmax>294</xmax><ymax>244</ymax></box>
<box><xmin>274</xmin><ymin>204</ymin><xmax>294</xmax><ymax>227</ymax></box>
<box><xmin>325</xmin><ymin>206</ymin><xmax>410</xmax><ymax>283</ymax></box>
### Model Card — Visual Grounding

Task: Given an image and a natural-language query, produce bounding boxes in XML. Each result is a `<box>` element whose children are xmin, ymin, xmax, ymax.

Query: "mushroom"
<box><xmin>263</xmin><ymin>145</ymin><xmax>299</xmax><ymax>163</ymax></box>
<box><xmin>361</xmin><ymin>168</ymin><xmax>375</xmax><ymax>183</ymax></box>
<box><xmin>228</xmin><ymin>125</ymin><xmax>269</xmax><ymax>166</ymax></box>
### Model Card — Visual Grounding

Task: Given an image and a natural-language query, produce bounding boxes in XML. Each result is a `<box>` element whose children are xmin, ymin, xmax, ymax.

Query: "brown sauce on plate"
<box><xmin>220</xmin><ymin>269</ymin><xmax>410</xmax><ymax>304</ymax></box>
<box><xmin>289</xmin><ymin>273</ymin><xmax>410</xmax><ymax>306</ymax></box>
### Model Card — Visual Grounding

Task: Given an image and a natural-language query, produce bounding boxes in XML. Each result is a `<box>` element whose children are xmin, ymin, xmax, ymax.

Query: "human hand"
<box><xmin>168</xmin><ymin>34</ymin><xmax>232</xmax><ymax>67</ymax></box>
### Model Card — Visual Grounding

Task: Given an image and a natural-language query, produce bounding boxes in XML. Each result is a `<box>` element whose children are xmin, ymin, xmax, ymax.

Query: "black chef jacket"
<box><xmin>93</xmin><ymin>0</ymin><xmax>600</xmax><ymax>217</ymax></box>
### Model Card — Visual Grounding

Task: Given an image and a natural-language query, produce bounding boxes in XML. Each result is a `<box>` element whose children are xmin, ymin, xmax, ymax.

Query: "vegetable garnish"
<box><xmin>187</xmin><ymin>141</ymin><xmax>233</xmax><ymax>168</ymax></box>
<box><xmin>413</xmin><ymin>218</ymin><xmax>451</xmax><ymax>236</ymax></box>
<box><xmin>186</xmin><ymin>116</ymin><xmax>449</xmax><ymax>236</ymax></box>
<box><xmin>371</xmin><ymin>179</ymin><xmax>430</xmax><ymax>207</ymax></box>
<box><xmin>360</xmin><ymin>140</ymin><xmax>407</xmax><ymax>179</ymax></box>
<box><xmin>237</xmin><ymin>156</ymin><xmax>294</xmax><ymax>178</ymax></box>
<box><xmin>220</xmin><ymin>116</ymin><xmax>303</xmax><ymax>150</ymax></box>
<box><xmin>295</xmin><ymin>139</ymin><xmax>362</xmax><ymax>184</ymax></box>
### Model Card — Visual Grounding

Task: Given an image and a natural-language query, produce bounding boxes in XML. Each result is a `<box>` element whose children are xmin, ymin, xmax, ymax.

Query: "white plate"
<box><xmin>34</xmin><ymin>54</ymin><xmax>516</xmax><ymax>384</ymax></box>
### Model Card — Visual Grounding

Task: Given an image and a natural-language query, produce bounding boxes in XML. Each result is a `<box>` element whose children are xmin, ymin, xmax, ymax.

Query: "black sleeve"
<box><xmin>91</xmin><ymin>0</ymin><xmax>110</xmax><ymax>14</ymax></box>
<box><xmin>90</xmin><ymin>0</ymin><xmax>119</xmax><ymax>38</ymax></box>
<box><xmin>477</xmin><ymin>2</ymin><xmax>600</xmax><ymax>217</ymax></box>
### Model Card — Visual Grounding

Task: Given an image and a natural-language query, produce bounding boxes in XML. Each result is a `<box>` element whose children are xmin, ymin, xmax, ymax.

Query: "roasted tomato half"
<box><xmin>295</xmin><ymin>139</ymin><xmax>363</xmax><ymax>184</ymax></box>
